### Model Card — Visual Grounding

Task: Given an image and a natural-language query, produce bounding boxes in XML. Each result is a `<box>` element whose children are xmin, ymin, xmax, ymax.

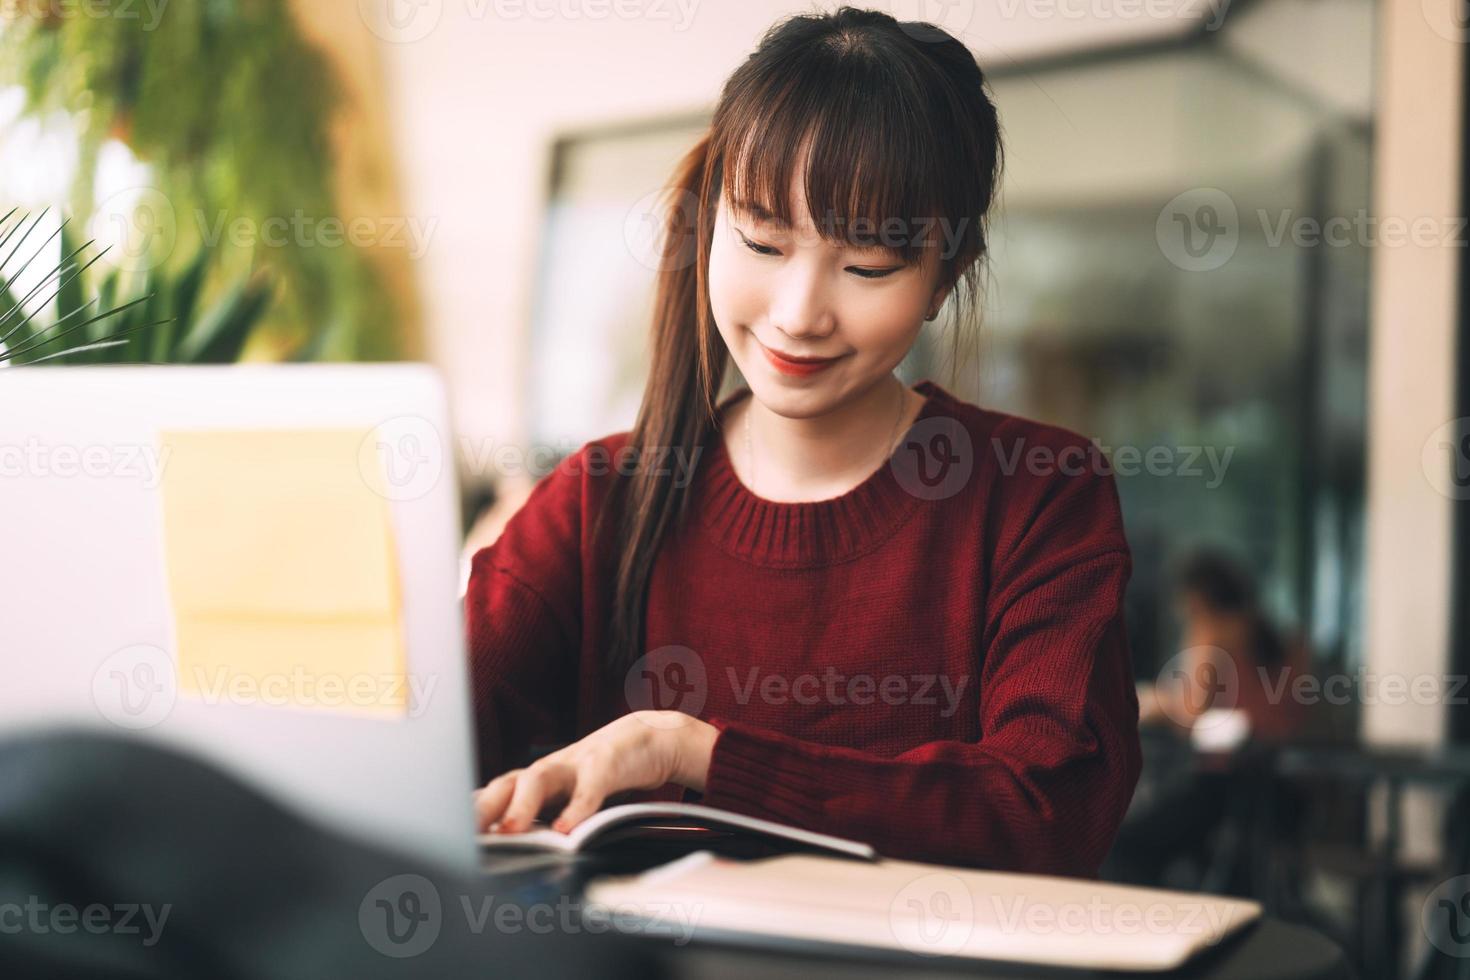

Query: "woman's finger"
<box><xmin>552</xmin><ymin>771</ymin><xmax>608</xmax><ymax>833</ymax></box>
<box><xmin>500</xmin><ymin>763</ymin><xmax>568</xmax><ymax>832</ymax></box>
<box><xmin>474</xmin><ymin>771</ymin><xmax>519</xmax><ymax>832</ymax></box>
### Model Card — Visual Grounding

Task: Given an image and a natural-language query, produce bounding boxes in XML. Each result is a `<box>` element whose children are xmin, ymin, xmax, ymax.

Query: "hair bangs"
<box><xmin>715</xmin><ymin>46</ymin><xmax>955</xmax><ymax>266</ymax></box>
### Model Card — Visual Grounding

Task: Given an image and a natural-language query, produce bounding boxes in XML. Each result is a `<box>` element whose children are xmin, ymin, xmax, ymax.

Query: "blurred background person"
<box><xmin>1139</xmin><ymin>548</ymin><xmax>1310</xmax><ymax>747</ymax></box>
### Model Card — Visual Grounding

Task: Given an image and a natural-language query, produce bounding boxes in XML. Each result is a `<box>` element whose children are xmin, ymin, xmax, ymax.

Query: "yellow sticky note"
<box><xmin>158</xmin><ymin>429</ymin><xmax>407</xmax><ymax>717</ymax></box>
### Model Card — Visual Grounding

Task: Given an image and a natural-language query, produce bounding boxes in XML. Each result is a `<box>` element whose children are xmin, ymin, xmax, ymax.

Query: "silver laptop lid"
<box><xmin>0</xmin><ymin>363</ymin><xmax>477</xmax><ymax>870</ymax></box>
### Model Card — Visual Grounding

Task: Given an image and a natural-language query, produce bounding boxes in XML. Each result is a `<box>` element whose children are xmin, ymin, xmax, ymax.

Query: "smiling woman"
<box><xmin>467</xmin><ymin>5</ymin><xmax>1141</xmax><ymax>875</ymax></box>
<box><xmin>709</xmin><ymin>163</ymin><xmax>954</xmax><ymax>500</ymax></box>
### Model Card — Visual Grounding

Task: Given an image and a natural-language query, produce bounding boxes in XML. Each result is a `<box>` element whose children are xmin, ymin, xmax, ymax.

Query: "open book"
<box><xmin>477</xmin><ymin>802</ymin><xmax>877</xmax><ymax>860</ymax></box>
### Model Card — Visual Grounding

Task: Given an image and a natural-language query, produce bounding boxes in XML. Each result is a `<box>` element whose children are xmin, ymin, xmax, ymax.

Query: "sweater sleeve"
<box><xmin>697</xmin><ymin>456</ymin><xmax>1142</xmax><ymax>877</ymax></box>
<box><xmin>463</xmin><ymin>448</ymin><xmax>590</xmax><ymax>785</ymax></box>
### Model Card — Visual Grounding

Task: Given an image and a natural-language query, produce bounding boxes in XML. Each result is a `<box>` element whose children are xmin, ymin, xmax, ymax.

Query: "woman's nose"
<box><xmin>769</xmin><ymin>265</ymin><xmax>836</xmax><ymax>338</ymax></box>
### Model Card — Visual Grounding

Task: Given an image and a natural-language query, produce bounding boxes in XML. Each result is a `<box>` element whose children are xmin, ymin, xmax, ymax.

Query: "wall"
<box><xmin>1363</xmin><ymin>0</ymin><xmax>1462</xmax><ymax>750</ymax></box>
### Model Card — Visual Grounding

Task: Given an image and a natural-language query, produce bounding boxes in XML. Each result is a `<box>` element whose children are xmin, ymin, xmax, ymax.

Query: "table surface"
<box><xmin>478</xmin><ymin>844</ymin><xmax>1355</xmax><ymax>980</ymax></box>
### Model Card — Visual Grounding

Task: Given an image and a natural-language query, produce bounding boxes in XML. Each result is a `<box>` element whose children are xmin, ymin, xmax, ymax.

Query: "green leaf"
<box><xmin>56</xmin><ymin>220</ymin><xmax>84</xmax><ymax>333</ymax></box>
<box><xmin>0</xmin><ymin>208</ymin><xmax>165</xmax><ymax>365</ymax></box>
<box><xmin>176</xmin><ymin>272</ymin><xmax>272</xmax><ymax>363</ymax></box>
<box><xmin>114</xmin><ymin>286</ymin><xmax>155</xmax><ymax>364</ymax></box>
<box><xmin>0</xmin><ymin>278</ymin><xmax>32</xmax><ymax>356</ymax></box>
<box><xmin>5</xmin><ymin>293</ymin><xmax>151</xmax><ymax>366</ymax></box>
<box><xmin>169</xmin><ymin>248</ymin><xmax>209</xmax><ymax>328</ymax></box>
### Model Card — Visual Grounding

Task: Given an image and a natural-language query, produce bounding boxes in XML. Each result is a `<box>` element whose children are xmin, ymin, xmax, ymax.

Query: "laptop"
<box><xmin>0</xmin><ymin>364</ymin><xmax>479</xmax><ymax>871</ymax></box>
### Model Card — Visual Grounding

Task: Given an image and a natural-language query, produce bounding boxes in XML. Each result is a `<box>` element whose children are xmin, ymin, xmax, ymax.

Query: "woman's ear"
<box><xmin>925</xmin><ymin>281</ymin><xmax>954</xmax><ymax>321</ymax></box>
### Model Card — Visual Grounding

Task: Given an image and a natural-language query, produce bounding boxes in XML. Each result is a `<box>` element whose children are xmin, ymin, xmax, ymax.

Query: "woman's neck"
<box><xmin>725</xmin><ymin>375</ymin><xmax>923</xmax><ymax>503</ymax></box>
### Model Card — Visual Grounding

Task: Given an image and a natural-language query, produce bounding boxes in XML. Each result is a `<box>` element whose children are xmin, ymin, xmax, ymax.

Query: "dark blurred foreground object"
<box><xmin>0</xmin><ymin>729</ymin><xmax>661</xmax><ymax>980</ymax></box>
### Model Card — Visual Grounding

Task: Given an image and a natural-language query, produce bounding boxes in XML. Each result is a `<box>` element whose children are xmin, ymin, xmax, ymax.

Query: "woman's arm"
<box><xmin>696</xmin><ymin>549</ymin><xmax>1139</xmax><ymax>876</ymax></box>
<box><xmin>464</xmin><ymin>447</ymin><xmax>592</xmax><ymax>783</ymax></box>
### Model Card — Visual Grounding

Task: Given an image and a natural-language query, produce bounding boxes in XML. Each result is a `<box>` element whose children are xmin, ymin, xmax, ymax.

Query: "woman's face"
<box><xmin>707</xmin><ymin>173</ymin><xmax>951</xmax><ymax>419</ymax></box>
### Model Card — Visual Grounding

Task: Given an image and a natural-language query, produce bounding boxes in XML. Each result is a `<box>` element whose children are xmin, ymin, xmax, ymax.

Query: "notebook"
<box><xmin>584</xmin><ymin>851</ymin><xmax>1262</xmax><ymax>971</ymax></box>
<box><xmin>478</xmin><ymin>802</ymin><xmax>877</xmax><ymax>860</ymax></box>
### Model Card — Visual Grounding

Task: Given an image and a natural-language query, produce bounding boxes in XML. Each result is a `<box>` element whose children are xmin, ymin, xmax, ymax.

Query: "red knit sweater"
<box><xmin>465</xmin><ymin>380</ymin><xmax>1141</xmax><ymax>876</ymax></box>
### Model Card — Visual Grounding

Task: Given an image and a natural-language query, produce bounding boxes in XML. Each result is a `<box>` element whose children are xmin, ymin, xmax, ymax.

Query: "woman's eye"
<box><xmin>736</xmin><ymin>229</ymin><xmax>900</xmax><ymax>278</ymax></box>
<box><xmin>737</xmin><ymin>231</ymin><xmax>780</xmax><ymax>256</ymax></box>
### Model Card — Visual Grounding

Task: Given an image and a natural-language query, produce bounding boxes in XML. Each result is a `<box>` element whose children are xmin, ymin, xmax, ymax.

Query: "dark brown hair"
<box><xmin>1176</xmin><ymin>548</ymin><xmax>1288</xmax><ymax>669</ymax></box>
<box><xmin>594</xmin><ymin>6</ymin><xmax>1005</xmax><ymax>674</ymax></box>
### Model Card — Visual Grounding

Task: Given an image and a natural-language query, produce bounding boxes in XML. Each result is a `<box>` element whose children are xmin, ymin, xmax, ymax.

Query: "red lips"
<box><xmin>760</xmin><ymin>342</ymin><xmax>843</xmax><ymax>377</ymax></box>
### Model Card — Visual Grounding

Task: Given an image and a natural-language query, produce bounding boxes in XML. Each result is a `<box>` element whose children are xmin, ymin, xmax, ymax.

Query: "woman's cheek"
<box><xmin>705</xmin><ymin>238</ymin><xmax>736</xmax><ymax>329</ymax></box>
<box><xmin>836</xmin><ymin>302</ymin><xmax>910</xmax><ymax>358</ymax></box>
<box><xmin>708</xmin><ymin>257</ymin><xmax>762</xmax><ymax>349</ymax></box>
<box><xmin>847</xmin><ymin>285</ymin><xmax>927</xmax><ymax>353</ymax></box>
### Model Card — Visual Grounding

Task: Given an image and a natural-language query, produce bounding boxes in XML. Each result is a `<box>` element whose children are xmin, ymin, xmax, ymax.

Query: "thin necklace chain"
<box><xmin>743</xmin><ymin>378</ymin><xmax>907</xmax><ymax>499</ymax></box>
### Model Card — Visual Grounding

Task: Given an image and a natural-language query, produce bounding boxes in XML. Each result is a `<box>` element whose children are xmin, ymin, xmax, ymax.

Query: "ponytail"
<box><xmin>593</xmin><ymin>131</ymin><xmax>728</xmax><ymax>675</ymax></box>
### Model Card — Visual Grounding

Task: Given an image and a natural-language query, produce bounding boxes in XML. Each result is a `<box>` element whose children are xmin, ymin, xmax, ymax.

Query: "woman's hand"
<box><xmin>474</xmin><ymin>711</ymin><xmax>718</xmax><ymax>835</ymax></box>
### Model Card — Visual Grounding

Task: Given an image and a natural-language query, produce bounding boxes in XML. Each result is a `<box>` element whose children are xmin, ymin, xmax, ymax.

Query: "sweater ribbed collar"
<box><xmin>692</xmin><ymin>379</ymin><xmax>950</xmax><ymax>568</ymax></box>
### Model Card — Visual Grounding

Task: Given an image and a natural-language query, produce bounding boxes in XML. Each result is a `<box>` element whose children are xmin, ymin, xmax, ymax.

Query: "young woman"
<box><xmin>468</xmin><ymin>6</ymin><xmax>1141</xmax><ymax>876</ymax></box>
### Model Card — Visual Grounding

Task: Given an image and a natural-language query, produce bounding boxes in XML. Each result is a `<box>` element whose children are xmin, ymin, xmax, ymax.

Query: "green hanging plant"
<box><xmin>0</xmin><ymin>0</ymin><xmax>403</xmax><ymax>361</ymax></box>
